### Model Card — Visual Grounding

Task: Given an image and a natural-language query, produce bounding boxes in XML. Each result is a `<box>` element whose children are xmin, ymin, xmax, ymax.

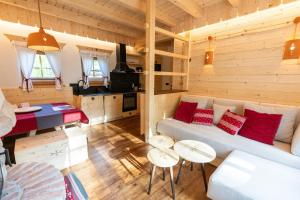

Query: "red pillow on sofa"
<box><xmin>217</xmin><ymin>110</ymin><xmax>246</xmax><ymax>135</ymax></box>
<box><xmin>193</xmin><ymin>108</ymin><xmax>214</xmax><ymax>126</ymax></box>
<box><xmin>238</xmin><ymin>109</ymin><xmax>282</xmax><ymax>145</ymax></box>
<box><xmin>174</xmin><ymin>101</ymin><xmax>198</xmax><ymax>123</ymax></box>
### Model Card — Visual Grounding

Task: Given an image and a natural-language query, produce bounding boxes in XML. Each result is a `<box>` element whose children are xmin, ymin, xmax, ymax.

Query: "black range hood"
<box><xmin>112</xmin><ymin>43</ymin><xmax>135</xmax><ymax>73</ymax></box>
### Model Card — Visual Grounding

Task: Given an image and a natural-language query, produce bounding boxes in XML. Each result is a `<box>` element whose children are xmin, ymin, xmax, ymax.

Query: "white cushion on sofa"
<box><xmin>180</xmin><ymin>95</ymin><xmax>213</xmax><ymax>108</ymax></box>
<box><xmin>245</xmin><ymin>103</ymin><xmax>298</xmax><ymax>143</ymax></box>
<box><xmin>207</xmin><ymin>150</ymin><xmax>300</xmax><ymax>200</ymax></box>
<box><xmin>157</xmin><ymin>118</ymin><xmax>300</xmax><ymax>170</ymax></box>
<box><xmin>214</xmin><ymin>98</ymin><xmax>252</xmax><ymax>115</ymax></box>
<box><xmin>292</xmin><ymin>124</ymin><xmax>300</xmax><ymax>156</ymax></box>
<box><xmin>213</xmin><ymin>104</ymin><xmax>237</xmax><ymax>124</ymax></box>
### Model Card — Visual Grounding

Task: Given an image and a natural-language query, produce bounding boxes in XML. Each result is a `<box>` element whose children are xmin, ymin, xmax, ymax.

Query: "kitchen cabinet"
<box><xmin>104</xmin><ymin>94</ymin><xmax>123</xmax><ymax>122</ymax></box>
<box><xmin>80</xmin><ymin>95</ymin><xmax>105</xmax><ymax>125</ymax></box>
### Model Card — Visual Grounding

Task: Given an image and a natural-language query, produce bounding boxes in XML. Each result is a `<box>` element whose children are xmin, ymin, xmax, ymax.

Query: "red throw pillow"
<box><xmin>193</xmin><ymin>108</ymin><xmax>214</xmax><ymax>126</ymax></box>
<box><xmin>174</xmin><ymin>101</ymin><xmax>198</xmax><ymax>123</ymax></box>
<box><xmin>239</xmin><ymin>109</ymin><xmax>282</xmax><ymax>145</ymax></box>
<box><xmin>217</xmin><ymin>110</ymin><xmax>247</xmax><ymax>135</ymax></box>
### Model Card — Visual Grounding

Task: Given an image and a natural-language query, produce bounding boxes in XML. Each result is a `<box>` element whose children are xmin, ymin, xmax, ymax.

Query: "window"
<box><xmin>31</xmin><ymin>53</ymin><xmax>55</xmax><ymax>79</ymax></box>
<box><xmin>89</xmin><ymin>57</ymin><xmax>103</xmax><ymax>78</ymax></box>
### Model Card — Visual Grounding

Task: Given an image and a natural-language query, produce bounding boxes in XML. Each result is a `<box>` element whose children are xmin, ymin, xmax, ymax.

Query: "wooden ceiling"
<box><xmin>0</xmin><ymin>0</ymin><xmax>296</xmax><ymax>45</ymax></box>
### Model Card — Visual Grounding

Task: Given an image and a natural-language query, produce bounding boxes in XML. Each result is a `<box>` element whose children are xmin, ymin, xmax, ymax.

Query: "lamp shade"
<box><xmin>27</xmin><ymin>27</ymin><xmax>60</xmax><ymax>52</ymax></box>
<box><xmin>282</xmin><ymin>39</ymin><xmax>300</xmax><ymax>60</ymax></box>
<box><xmin>204</xmin><ymin>51</ymin><xmax>214</xmax><ymax>65</ymax></box>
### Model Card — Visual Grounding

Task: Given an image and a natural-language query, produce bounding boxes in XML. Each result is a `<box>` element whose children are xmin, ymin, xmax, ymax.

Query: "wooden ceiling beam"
<box><xmin>226</xmin><ymin>0</ymin><xmax>240</xmax><ymax>8</ymax></box>
<box><xmin>165</xmin><ymin>0</ymin><xmax>202</xmax><ymax>18</ymax></box>
<box><xmin>116</xmin><ymin>0</ymin><xmax>176</xmax><ymax>27</ymax></box>
<box><xmin>59</xmin><ymin>0</ymin><xmax>145</xmax><ymax>31</ymax></box>
<box><xmin>0</xmin><ymin>0</ymin><xmax>142</xmax><ymax>39</ymax></box>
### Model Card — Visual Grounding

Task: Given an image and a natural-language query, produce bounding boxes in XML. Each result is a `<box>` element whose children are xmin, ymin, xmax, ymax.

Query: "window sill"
<box><xmin>32</xmin><ymin>79</ymin><xmax>55</xmax><ymax>87</ymax></box>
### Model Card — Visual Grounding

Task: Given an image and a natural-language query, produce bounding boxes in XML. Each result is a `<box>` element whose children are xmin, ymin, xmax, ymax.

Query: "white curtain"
<box><xmin>97</xmin><ymin>55</ymin><xmax>110</xmax><ymax>87</ymax></box>
<box><xmin>15</xmin><ymin>46</ymin><xmax>36</xmax><ymax>92</ymax></box>
<box><xmin>80</xmin><ymin>53</ymin><xmax>93</xmax><ymax>88</ymax></box>
<box><xmin>46</xmin><ymin>52</ymin><xmax>63</xmax><ymax>90</ymax></box>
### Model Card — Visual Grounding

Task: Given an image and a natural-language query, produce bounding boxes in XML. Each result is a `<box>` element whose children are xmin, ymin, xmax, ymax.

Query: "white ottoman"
<box><xmin>15</xmin><ymin>127</ymin><xmax>88</xmax><ymax>170</ymax></box>
<box><xmin>208</xmin><ymin>150</ymin><xmax>300</xmax><ymax>200</ymax></box>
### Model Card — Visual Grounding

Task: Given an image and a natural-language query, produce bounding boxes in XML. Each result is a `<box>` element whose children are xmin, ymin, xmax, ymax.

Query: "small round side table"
<box><xmin>174</xmin><ymin>140</ymin><xmax>216</xmax><ymax>192</ymax></box>
<box><xmin>148</xmin><ymin>135</ymin><xmax>174</xmax><ymax>149</ymax></box>
<box><xmin>147</xmin><ymin>148</ymin><xmax>179</xmax><ymax>200</ymax></box>
<box><xmin>148</xmin><ymin>135</ymin><xmax>174</xmax><ymax>180</ymax></box>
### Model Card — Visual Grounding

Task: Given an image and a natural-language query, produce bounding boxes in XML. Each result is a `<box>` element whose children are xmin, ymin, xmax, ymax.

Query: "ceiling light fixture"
<box><xmin>204</xmin><ymin>36</ymin><xmax>214</xmax><ymax>65</ymax></box>
<box><xmin>27</xmin><ymin>0</ymin><xmax>59</xmax><ymax>51</ymax></box>
<box><xmin>282</xmin><ymin>17</ymin><xmax>300</xmax><ymax>60</ymax></box>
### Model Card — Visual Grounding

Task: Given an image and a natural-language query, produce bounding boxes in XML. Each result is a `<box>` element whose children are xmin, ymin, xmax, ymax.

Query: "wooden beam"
<box><xmin>4</xmin><ymin>34</ymin><xmax>66</xmax><ymax>48</ymax></box>
<box><xmin>227</xmin><ymin>0</ymin><xmax>240</xmax><ymax>7</ymax></box>
<box><xmin>76</xmin><ymin>45</ymin><xmax>113</xmax><ymax>54</ymax></box>
<box><xmin>116</xmin><ymin>0</ymin><xmax>176</xmax><ymax>27</ymax></box>
<box><xmin>59</xmin><ymin>0</ymin><xmax>145</xmax><ymax>31</ymax></box>
<box><xmin>155</xmin><ymin>49</ymin><xmax>189</xmax><ymax>60</ymax></box>
<box><xmin>0</xmin><ymin>0</ymin><xmax>141</xmax><ymax>39</ymax></box>
<box><xmin>154</xmin><ymin>72</ymin><xmax>187</xmax><ymax>76</ymax></box>
<box><xmin>165</xmin><ymin>0</ymin><xmax>202</xmax><ymax>18</ymax></box>
<box><xmin>145</xmin><ymin>0</ymin><xmax>156</xmax><ymax>141</ymax></box>
<box><xmin>155</xmin><ymin>27</ymin><xmax>188</xmax><ymax>42</ymax></box>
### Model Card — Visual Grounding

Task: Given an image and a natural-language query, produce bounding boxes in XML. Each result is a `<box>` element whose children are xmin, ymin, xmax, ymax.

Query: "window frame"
<box><xmin>89</xmin><ymin>57</ymin><xmax>104</xmax><ymax>79</ymax></box>
<box><xmin>31</xmin><ymin>51</ymin><xmax>55</xmax><ymax>81</ymax></box>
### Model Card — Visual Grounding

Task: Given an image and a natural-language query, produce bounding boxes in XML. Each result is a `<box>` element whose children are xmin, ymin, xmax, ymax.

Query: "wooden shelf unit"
<box><xmin>155</xmin><ymin>49</ymin><xmax>189</xmax><ymax>60</ymax></box>
<box><xmin>143</xmin><ymin>0</ymin><xmax>191</xmax><ymax>141</ymax></box>
<box><xmin>155</xmin><ymin>27</ymin><xmax>188</xmax><ymax>42</ymax></box>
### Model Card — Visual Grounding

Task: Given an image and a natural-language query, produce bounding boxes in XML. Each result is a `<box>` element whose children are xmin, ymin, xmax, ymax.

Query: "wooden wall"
<box><xmin>140</xmin><ymin>92</ymin><xmax>185</xmax><ymax>135</ymax></box>
<box><xmin>2</xmin><ymin>87</ymin><xmax>74</xmax><ymax>106</ymax></box>
<box><xmin>188</xmin><ymin>25</ymin><xmax>300</xmax><ymax>106</ymax></box>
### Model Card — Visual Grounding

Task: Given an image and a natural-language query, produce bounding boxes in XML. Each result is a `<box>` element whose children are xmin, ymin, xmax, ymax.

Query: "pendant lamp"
<box><xmin>204</xmin><ymin>36</ymin><xmax>214</xmax><ymax>65</ymax></box>
<box><xmin>283</xmin><ymin>17</ymin><xmax>300</xmax><ymax>60</ymax></box>
<box><xmin>27</xmin><ymin>0</ymin><xmax>59</xmax><ymax>51</ymax></box>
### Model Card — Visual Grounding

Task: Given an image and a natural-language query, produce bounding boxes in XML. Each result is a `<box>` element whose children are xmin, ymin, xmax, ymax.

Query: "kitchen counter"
<box><xmin>139</xmin><ymin>90</ymin><xmax>187</xmax><ymax>95</ymax></box>
<box><xmin>74</xmin><ymin>90</ymin><xmax>144</xmax><ymax>97</ymax></box>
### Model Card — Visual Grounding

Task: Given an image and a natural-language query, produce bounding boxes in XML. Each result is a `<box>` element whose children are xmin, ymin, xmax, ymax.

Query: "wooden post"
<box><xmin>145</xmin><ymin>0</ymin><xmax>156</xmax><ymax>142</ymax></box>
<box><xmin>184</xmin><ymin>32</ymin><xmax>191</xmax><ymax>90</ymax></box>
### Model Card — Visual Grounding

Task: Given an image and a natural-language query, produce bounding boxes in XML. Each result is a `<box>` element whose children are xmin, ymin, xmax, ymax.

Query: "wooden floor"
<box><xmin>63</xmin><ymin>116</ymin><xmax>216</xmax><ymax>200</ymax></box>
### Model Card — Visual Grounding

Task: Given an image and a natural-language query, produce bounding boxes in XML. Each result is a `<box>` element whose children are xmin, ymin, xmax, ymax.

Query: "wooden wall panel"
<box><xmin>188</xmin><ymin>26</ymin><xmax>300</xmax><ymax>106</ymax></box>
<box><xmin>140</xmin><ymin>92</ymin><xmax>185</xmax><ymax>135</ymax></box>
<box><xmin>2</xmin><ymin>87</ymin><xmax>74</xmax><ymax>106</ymax></box>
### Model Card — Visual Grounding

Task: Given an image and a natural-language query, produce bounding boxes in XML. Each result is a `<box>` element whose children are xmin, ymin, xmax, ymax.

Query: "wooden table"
<box><xmin>6</xmin><ymin>103</ymin><xmax>89</xmax><ymax>137</ymax></box>
<box><xmin>174</xmin><ymin>140</ymin><xmax>216</xmax><ymax>191</ymax></box>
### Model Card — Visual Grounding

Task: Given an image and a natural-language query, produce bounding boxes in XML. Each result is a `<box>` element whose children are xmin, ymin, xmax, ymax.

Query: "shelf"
<box><xmin>155</xmin><ymin>49</ymin><xmax>189</xmax><ymax>60</ymax></box>
<box><xmin>127</xmin><ymin>52</ymin><xmax>144</xmax><ymax>57</ymax></box>
<box><xmin>155</xmin><ymin>27</ymin><xmax>189</xmax><ymax>42</ymax></box>
<box><xmin>154</xmin><ymin>71</ymin><xmax>187</xmax><ymax>76</ymax></box>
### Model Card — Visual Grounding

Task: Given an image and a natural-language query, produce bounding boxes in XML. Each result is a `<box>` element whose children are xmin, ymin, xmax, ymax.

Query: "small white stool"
<box><xmin>147</xmin><ymin>148</ymin><xmax>179</xmax><ymax>199</ymax></box>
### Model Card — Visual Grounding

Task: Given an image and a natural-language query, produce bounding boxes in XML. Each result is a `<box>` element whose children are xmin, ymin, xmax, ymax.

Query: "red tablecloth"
<box><xmin>6</xmin><ymin>103</ymin><xmax>89</xmax><ymax>137</ymax></box>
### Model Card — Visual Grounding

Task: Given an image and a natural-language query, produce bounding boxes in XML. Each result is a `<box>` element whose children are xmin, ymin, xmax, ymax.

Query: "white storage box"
<box><xmin>15</xmin><ymin>127</ymin><xmax>88</xmax><ymax>170</ymax></box>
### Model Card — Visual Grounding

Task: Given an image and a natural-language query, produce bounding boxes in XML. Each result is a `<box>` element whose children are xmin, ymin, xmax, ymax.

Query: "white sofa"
<box><xmin>157</xmin><ymin>95</ymin><xmax>300</xmax><ymax>170</ymax></box>
<box><xmin>207</xmin><ymin>150</ymin><xmax>300</xmax><ymax>200</ymax></box>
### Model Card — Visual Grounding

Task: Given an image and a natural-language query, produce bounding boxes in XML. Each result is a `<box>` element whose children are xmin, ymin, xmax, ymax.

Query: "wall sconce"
<box><xmin>204</xmin><ymin>36</ymin><xmax>214</xmax><ymax>65</ymax></box>
<box><xmin>283</xmin><ymin>17</ymin><xmax>300</xmax><ymax>60</ymax></box>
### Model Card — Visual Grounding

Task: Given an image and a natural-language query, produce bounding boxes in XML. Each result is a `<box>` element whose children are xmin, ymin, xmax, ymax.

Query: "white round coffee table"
<box><xmin>147</xmin><ymin>148</ymin><xmax>179</xmax><ymax>199</ymax></box>
<box><xmin>148</xmin><ymin>135</ymin><xmax>174</xmax><ymax>149</ymax></box>
<box><xmin>174</xmin><ymin>140</ymin><xmax>216</xmax><ymax>192</ymax></box>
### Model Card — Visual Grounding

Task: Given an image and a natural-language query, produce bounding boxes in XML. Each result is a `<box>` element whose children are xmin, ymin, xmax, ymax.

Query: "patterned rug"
<box><xmin>64</xmin><ymin>172</ymin><xmax>88</xmax><ymax>200</ymax></box>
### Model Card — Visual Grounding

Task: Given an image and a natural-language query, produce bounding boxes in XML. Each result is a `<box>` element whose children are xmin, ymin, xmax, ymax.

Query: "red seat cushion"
<box><xmin>193</xmin><ymin>108</ymin><xmax>214</xmax><ymax>126</ymax></box>
<box><xmin>217</xmin><ymin>110</ymin><xmax>247</xmax><ymax>135</ymax></box>
<box><xmin>239</xmin><ymin>109</ymin><xmax>282</xmax><ymax>145</ymax></box>
<box><xmin>174</xmin><ymin>101</ymin><xmax>198</xmax><ymax>123</ymax></box>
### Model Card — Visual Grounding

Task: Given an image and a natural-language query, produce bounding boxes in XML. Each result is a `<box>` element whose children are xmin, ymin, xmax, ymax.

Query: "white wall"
<box><xmin>0</xmin><ymin>20</ymin><xmax>119</xmax><ymax>88</ymax></box>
